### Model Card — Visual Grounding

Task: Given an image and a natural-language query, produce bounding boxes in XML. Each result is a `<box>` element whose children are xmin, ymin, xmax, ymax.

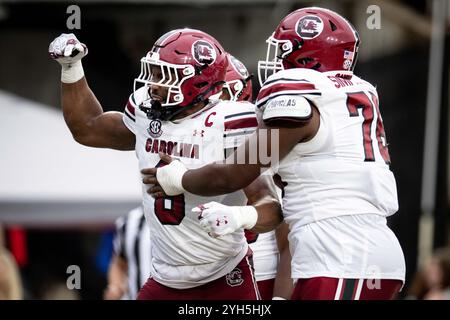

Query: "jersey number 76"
<box><xmin>346</xmin><ymin>92</ymin><xmax>391</xmax><ymax>164</ymax></box>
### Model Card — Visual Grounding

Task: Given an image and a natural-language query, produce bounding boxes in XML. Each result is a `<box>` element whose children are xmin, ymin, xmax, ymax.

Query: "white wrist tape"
<box><xmin>61</xmin><ymin>60</ymin><xmax>84</xmax><ymax>83</ymax></box>
<box><xmin>272</xmin><ymin>296</ymin><xmax>287</xmax><ymax>300</ymax></box>
<box><xmin>156</xmin><ymin>160</ymin><xmax>188</xmax><ymax>196</ymax></box>
<box><xmin>236</xmin><ymin>205</ymin><xmax>258</xmax><ymax>230</ymax></box>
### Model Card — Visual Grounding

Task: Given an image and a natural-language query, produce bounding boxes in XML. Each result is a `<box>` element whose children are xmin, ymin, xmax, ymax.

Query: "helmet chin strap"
<box><xmin>139</xmin><ymin>100</ymin><xmax>178</xmax><ymax>121</ymax></box>
<box><xmin>140</xmin><ymin>81</ymin><xmax>225</xmax><ymax>121</ymax></box>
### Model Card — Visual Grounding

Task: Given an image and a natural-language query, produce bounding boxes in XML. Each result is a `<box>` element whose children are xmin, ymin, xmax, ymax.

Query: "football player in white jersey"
<box><xmin>220</xmin><ymin>53</ymin><xmax>293</xmax><ymax>300</ymax></box>
<box><xmin>49</xmin><ymin>29</ymin><xmax>283</xmax><ymax>299</ymax></box>
<box><xmin>147</xmin><ymin>7</ymin><xmax>406</xmax><ymax>300</ymax></box>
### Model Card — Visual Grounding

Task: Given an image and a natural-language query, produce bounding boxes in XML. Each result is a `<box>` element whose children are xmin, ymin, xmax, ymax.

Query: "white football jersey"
<box><xmin>256</xmin><ymin>68</ymin><xmax>398</xmax><ymax>230</ymax></box>
<box><xmin>123</xmin><ymin>88</ymin><xmax>258</xmax><ymax>289</ymax></box>
<box><xmin>246</xmin><ymin>230</ymin><xmax>279</xmax><ymax>282</ymax></box>
<box><xmin>256</xmin><ymin>68</ymin><xmax>404</xmax><ymax>281</ymax></box>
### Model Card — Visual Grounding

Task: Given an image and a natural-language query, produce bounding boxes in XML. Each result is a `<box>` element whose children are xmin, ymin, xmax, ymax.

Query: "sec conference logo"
<box><xmin>148</xmin><ymin>120</ymin><xmax>163</xmax><ymax>138</ymax></box>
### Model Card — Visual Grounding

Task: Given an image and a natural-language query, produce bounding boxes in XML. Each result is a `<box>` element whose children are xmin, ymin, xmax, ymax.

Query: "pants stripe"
<box><xmin>354</xmin><ymin>279</ymin><xmax>364</xmax><ymax>300</ymax></box>
<box><xmin>245</xmin><ymin>256</ymin><xmax>261</xmax><ymax>300</ymax></box>
<box><xmin>334</xmin><ymin>279</ymin><xmax>344</xmax><ymax>300</ymax></box>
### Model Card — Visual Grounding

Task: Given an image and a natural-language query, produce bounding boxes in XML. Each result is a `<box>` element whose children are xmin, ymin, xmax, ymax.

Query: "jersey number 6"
<box><xmin>154</xmin><ymin>160</ymin><xmax>186</xmax><ymax>225</ymax></box>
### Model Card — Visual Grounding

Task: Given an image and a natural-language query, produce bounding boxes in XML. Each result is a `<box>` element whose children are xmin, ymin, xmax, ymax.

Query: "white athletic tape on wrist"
<box><xmin>156</xmin><ymin>160</ymin><xmax>187</xmax><ymax>196</ymax></box>
<box><xmin>237</xmin><ymin>205</ymin><xmax>258</xmax><ymax>230</ymax></box>
<box><xmin>61</xmin><ymin>60</ymin><xmax>84</xmax><ymax>83</ymax></box>
<box><xmin>272</xmin><ymin>297</ymin><xmax>287</xmax><ymax>300</ymax></box>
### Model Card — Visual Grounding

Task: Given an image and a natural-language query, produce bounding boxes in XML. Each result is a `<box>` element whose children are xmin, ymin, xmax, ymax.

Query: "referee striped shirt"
<box><xmin>113</xmin><ymin>207</ymin><xmax>151</xmax><ymax>299</ymax></box>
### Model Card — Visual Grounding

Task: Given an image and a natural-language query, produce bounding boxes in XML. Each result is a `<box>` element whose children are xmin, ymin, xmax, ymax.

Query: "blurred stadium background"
<box><xmin>0</xmin><ymin>0</ymin><xmax>449</xmax><ymax>299</ymax></box>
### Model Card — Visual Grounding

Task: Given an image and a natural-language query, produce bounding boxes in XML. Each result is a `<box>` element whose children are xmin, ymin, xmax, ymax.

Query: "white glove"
<box><xmin>49</xmin><ymin>33</ymin><xmax>87</xmax><ymax>83</ymax></box>
<box><xmin>156</xmin><ymin>159</ymin><xmax>188</xmax><ymax>196</ymax></box>
<box><xmin>192</xmin><ymin>201</ymin><xmax>258</xmax><ymax>238</ymax></box>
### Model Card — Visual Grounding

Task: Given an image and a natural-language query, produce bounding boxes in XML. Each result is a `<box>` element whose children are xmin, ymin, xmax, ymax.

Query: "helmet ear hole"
<box><xmin>293</xmin><ymin>38</ymin><xmax>304</xmax><ymax>50</ymax></box>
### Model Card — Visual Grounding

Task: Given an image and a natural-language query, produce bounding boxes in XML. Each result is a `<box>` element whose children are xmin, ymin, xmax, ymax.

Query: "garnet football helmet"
<box><xmin>258</xmin><ymin>7</ymin><xmax>360</xmax><ymax>85</ymax></box>
<box><xmin>135</xmin><ymin>28</ymin><xmax>228</xmax><ymax>120</ymax></box>
<box><xmin>222</xmin><ymin>53</ymin><xmax>253</xmax><ymax>102</ymax></box>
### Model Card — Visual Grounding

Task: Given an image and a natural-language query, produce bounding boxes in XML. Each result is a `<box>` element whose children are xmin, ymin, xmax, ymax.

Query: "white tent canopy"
<box><xmin>0</xmin><ymin>90</ymin><xmax>141</xmax><ymax>227</ymax></box>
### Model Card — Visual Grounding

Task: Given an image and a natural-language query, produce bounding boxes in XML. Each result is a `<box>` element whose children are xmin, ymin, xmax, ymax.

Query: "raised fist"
<box><xmin>49</xmin><ymin>33</ymin><xmax>88</xmax><ymax>66</ymax></box>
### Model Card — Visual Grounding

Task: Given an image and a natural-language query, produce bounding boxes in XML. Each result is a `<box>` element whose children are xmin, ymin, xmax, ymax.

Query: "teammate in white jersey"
<box><xmin>49</xmin><ymin>29</ymin><xmax>282</xmax><ymax>300</ymax></box>
<box><xmin>148</xmin><ymin>7</ymin><xmax>406</xmax><ymax>300</ymax></box>
<box><xmin>220</xmin><ymin>53</ymin><xmax>293</xmax><ymax>300</ymax></box>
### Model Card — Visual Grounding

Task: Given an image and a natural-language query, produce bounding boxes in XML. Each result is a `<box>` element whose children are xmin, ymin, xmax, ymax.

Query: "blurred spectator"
<box><xmin>0</xmin><ymin>225</ymin><xmax>23</xmax><ymax>299</ymax></box>
<box><xmin>407</xmin><ymin>247</ymin><xmax>450</xmax><ymax>300</ymax></box>
<box><xmin>96</xmin><ymin>231</ymin><xmax>115</xmax><ymax>276</ymax></box>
